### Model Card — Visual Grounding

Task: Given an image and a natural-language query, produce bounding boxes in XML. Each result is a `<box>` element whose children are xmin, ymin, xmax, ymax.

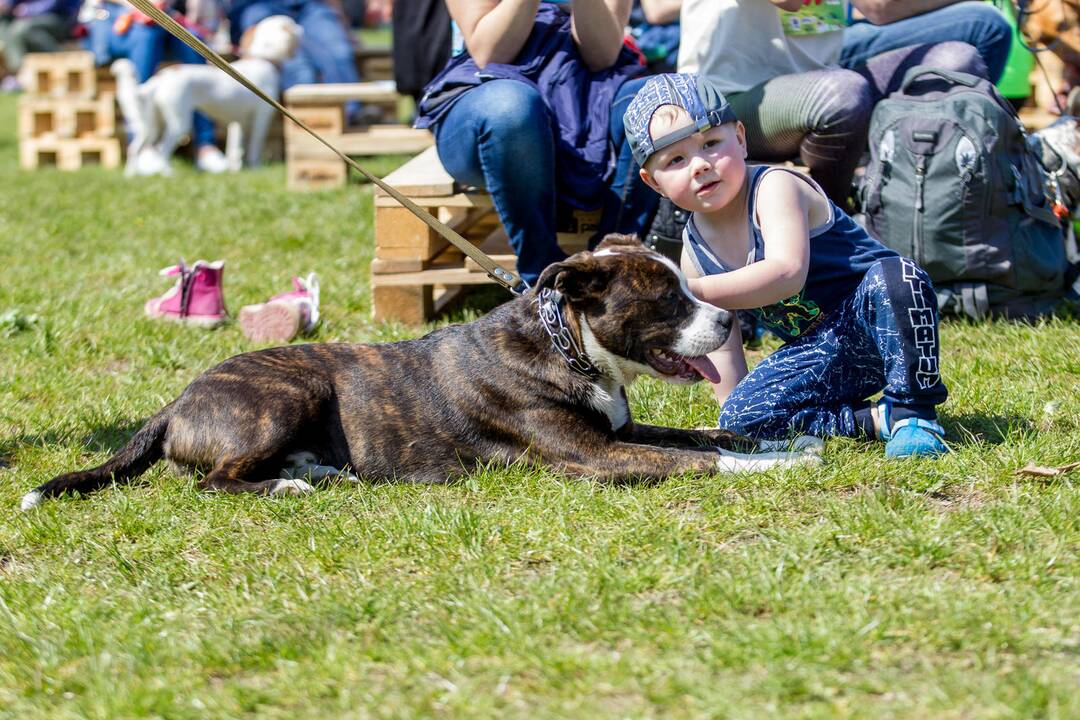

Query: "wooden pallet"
<box><xmin>18</xmin><ymin>93</ymin><xmax>118</xmax><ymax>139</ymax></box>
<box><xmin>284</xmin><ymin>81</ymin><xmax>433</xmax><ymax>190</ymax></box>
<box><xmin>371</xmin><ymin>146</ymin><xmax>597</xmax><ymax>324</ymax></box>
<box><xmin>355</xmin><ymin>45</ymin><xmax>393</xmax><ymax>82</ymax></box>
<box><xmin>19</xmin><ymin>136</ymin><xmax>123</xmax><ymax>170</ymax></box>
<box><xmin>17</xmin><ymin>51</ymin><xmax>99</xmax><ymax>97</ymax></box>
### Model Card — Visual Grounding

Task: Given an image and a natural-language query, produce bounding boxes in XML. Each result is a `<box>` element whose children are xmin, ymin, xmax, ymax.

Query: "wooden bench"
<box><xmin>17</xmin><ymin>51</ymin><xmax>122</xmax><ymax>172</ymax></box>
<box><xmin>355</xmin><ymin>44</ymin><xmax>393</xmax><ymax>82</ymax></box>
<box><xmin>284</xmin><ymin>81</ymin><xmax>433</xmax><ymax>190</ymax></box>
<box><xmin>370</xmin><ymin>146</ymin><xmax>599</xmax><ymax>324</ymax></box>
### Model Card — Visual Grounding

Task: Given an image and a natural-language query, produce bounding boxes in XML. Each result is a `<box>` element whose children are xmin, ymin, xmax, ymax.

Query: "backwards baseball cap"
<box><xmin>625</xmin><ymin>73</ymin><xmax>737</xmax><ymax>166</ymax></box>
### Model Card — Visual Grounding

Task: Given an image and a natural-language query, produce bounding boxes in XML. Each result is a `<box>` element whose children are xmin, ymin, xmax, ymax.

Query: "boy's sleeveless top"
<box><xmin>415</xmin><ymin>2</ymin><xmax>645</xmax><ymax>210</ymax></box>
<box><xmin>683</xmin><ymin>165</ymin><xmax>898</xmax><ymax>344</ymax></box>
<box><xmin>677</xmin><ymin>0</ymin><xmax>847</xmax><ymax>94</ymax></box>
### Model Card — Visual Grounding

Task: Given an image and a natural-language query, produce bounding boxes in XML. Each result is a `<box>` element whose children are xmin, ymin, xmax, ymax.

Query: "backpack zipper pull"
<box><xmin>914</xmin><ymin>156</ymin><xmax>926</xmax><ymax>211</ymax></box>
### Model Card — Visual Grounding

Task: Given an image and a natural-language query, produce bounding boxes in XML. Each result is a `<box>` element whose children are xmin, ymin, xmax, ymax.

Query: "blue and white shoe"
<box><xmin>878</xmin><ymin>400</ymin><xmax>948</xmax><ymax>458</ymax></box>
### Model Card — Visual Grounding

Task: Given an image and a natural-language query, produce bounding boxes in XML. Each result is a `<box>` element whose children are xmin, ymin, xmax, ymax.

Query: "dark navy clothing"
<box><xmin>416</xmin><ymin>2</ymin><xmax>645</xmax><ymax>212</ymax></box>
<box><xmin>685</xmin><ymin>165</ymin><xmax>898</xmax><ymax>343</ymax></box>
<box><xmin>685</xmin><ymin>166</ymin><xmax>948</xmax><ymax>440</ymax></box>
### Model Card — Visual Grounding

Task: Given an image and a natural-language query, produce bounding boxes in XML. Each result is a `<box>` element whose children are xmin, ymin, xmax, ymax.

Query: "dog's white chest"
<box><xmin>588</xmin><ymin>381</ymin><xmax>630</xmax><ymax>431</ymax></box>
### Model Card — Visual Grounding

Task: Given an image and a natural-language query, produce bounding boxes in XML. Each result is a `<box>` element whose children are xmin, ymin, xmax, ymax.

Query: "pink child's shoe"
<box><xmin>239</xmin><ymin>273</ymin><xmax>320</xmax><ymax>343</ymax></box>
<box><xmin>144</xmin><ymin>259</ymin><xmax>227</xmax><ymax>327</ymax></box>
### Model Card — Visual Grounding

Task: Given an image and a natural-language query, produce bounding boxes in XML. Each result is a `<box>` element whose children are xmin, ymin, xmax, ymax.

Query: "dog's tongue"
<box><xmin>686</xmin><ymin>354</ymin><xmax>721</xmax><ymax>384</ymax></box>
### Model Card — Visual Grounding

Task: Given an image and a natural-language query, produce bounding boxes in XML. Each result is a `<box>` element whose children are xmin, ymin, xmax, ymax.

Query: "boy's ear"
<box><xmin>639</xmin><ymin>166</ymin><xmax>665</xmax><ymax>196</ymax></box>
<box><xmin>736</xmin><ymin>121</ymin><xmax>748</xmax><ymax>159</ymax></box>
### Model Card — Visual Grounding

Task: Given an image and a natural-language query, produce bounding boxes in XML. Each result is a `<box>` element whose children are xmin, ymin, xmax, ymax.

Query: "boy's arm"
<box><xmin>682</xmin><ymin>247</ymin><xmax>748</xmax><ymax>404</ymax></box>
<box><xmin>687</xmin><ymin>171</ymin><xmax>811</xmax><ymax>309</ymax></box>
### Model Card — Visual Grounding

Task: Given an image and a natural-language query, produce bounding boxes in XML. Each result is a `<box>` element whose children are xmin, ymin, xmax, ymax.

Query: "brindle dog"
<box><xmin>22</xmin><ymin>235</ymin><xmax>816</xmax><ymax>510</ymax></box>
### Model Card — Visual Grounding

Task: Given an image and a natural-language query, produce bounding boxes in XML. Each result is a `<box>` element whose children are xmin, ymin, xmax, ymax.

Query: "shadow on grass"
<box><xmin>0</xmin><ymin>418</ymin><xmax>150</xmax><ymax>469</ymax></box>
<box><xmin>943</xmin><ymin>412</ymin><xmax>1033</xmax><ymax>446</ymax></box>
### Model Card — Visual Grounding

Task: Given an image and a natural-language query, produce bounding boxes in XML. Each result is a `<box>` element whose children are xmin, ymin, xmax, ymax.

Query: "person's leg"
<box><xmin>293</xmin><ymin>0</ymin><xmax>362</xmax><ymax>120</ymax></box>
<box><xmin>126</xmin><ymin>22</ymin><xmax>166</xmax><ymax>81</ymax></box>
<box><xmin>434</xmin><ymin>80</ymin><xmax>563</xmax><ymax>286</ymax></box>
<box><xmin>727</xmin><ymin>68</ymin><xmax>873</xmax><ymax>206</ymax></box>
<box><xmin>856</xmin><ymin>256</ymin><xmax>949</xmax><ymax>421</ymax></box>
<box><xmin>166</xmin><ymin>32</ymin><xmax>217</xmax><ymax>151</ymax></box>
<box><xmin>840</xmin><ymin>1</ymin><xmax>1011</xmax><ymax>83</ymax></box>
<box><xmin>597</xmin><ymin>76</ymin><xmax>658</xmax><ymax>242</ymax></box>
<box><xmin>717</xmin><ymin>306</ymin><xmax>887</xmax><ymax>440</ymax></box>
<box><xmin>294</xmin><ymin>0</ymin><xmax>360</xmax><ymax>84</ymax></box>
<box><xmin>13</xmin><ymin>14</ymin><xmax>69</xmax><ymax>61</ymax></box>
<box><xmin>854</xmin><ymin>41</ymin><xmax>988</xmax><ymax>103</ymax></box>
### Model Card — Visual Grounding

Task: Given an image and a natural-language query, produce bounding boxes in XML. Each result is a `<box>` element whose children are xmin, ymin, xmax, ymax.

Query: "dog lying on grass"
<box><xmin>21</xmin><ymin>235</ymin><xmax>819</xmax><ymax>510</ymax></box>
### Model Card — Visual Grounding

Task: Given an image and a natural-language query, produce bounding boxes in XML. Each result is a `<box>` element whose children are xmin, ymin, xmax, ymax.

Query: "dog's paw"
<box><xmin>20</xmin><ymin>490</ymin><xmax>43</xmax><ymax>511</ymax></box>
<box><xmin>756</xmin><ymin>435</ymin><xmax>825</xmax><ymax>455</ymax></box>
<box><xmin>714</xmin><ymin>447</ymin><xmax>822</xmax><ymax>473</ymax></box>
<box><xmin>269</xmin><ymin>478</ymin><xmax>315</xmax><ymax>496</ymax></box>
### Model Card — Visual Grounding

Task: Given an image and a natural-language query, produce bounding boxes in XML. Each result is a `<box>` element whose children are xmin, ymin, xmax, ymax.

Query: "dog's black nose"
<box><xmin>717</xmin><ymin>309</ymin><xmax>734</xmax><ymax>331</ymax></box>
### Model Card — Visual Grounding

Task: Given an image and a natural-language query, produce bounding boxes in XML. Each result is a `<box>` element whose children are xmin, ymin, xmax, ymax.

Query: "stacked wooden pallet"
<box><xmin>371</xmin><ymin>146</ymin><xmax>598</xmax><ymax>324</ymax></box>
<box><xmin>355</xmin><ymin>45</ymin><xmax>393</xmax><ymax>82</ymax></box>
<box><xmin>17</xmin><ymin>51</ymin><xmax>122</xmax><ymax>171</ymax></box>
<box><xmin>284</xmin><ymin>81</ymin><xmax>433</xmax><ymax>190</ymax></box>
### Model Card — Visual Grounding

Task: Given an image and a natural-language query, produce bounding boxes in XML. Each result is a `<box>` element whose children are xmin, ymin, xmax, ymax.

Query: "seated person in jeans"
<box><xmin>222</xmin><ymin>0</ymin><xmax>363</xmax><ymax>121</ymax></box>
<box><xmin>415</xmin><ymin>0</ymin><xmax>655</xmax><ymax>286</ymax></box>
<box><xmin>0</xmin><ymin>0</ymin><xmax>80</xmax><ymax>90</ymax></box>
<box><xmin>677</xmin><ymin>0</ymin><xmax>1012</xmax><ymax>206</ymax></box>
<box><xmin>81</xmin><ymin>0</ymin><xmax>229</xmax><ymax>172</ymax></box>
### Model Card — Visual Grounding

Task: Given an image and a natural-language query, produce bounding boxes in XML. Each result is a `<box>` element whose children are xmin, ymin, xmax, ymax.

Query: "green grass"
<box><xmin>1</xmin><ymin>92</ymin><xmax>1078</xmax><ymax>719</ymax></box>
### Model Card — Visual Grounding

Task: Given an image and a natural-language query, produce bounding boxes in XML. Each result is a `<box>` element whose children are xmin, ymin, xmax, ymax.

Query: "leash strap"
<box><xmin>124</xmin><ymin>0</ymin><xmax>526</xmax><ymax>295</ymax></box>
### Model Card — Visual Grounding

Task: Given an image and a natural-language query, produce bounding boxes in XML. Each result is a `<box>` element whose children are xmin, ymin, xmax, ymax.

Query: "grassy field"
<box><xmin>1</xmin><ymin>92</ymin><xmax>1078</xmax><ymax>719</ymax></box>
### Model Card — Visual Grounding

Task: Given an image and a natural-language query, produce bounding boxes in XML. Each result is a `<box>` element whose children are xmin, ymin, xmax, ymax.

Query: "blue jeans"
<box><xmin>718</xmin><ymin>256</ymin><xmax>949</xmax><ymax>440</ymax></box>
<box><xmin>233</xmin><ymin>0</ymin><xmax>359</xmax><ymax>116</ymax></box>
<box><xmin>598</xmin><ymin>76</ymin><xmax>659</xmax><ymax>241</ymax></box>
<box><xmin>435</xmin><ymin>80</ymin><xmax>562</xmax><ymax>285</ymax></box>
<box><xmin>840</xmin><ymin>1</ymin><xmax>1011</xmax><ymax>84</ymax></box>
<box><xmin>83</xmin><ymin>3</ymin><xmax>215</xmax><ymax>147</ymax></box>
<box><xmin>435</xmin><ymin>77</ymin><xmax>654</xmax><ymax>284</ymax></box>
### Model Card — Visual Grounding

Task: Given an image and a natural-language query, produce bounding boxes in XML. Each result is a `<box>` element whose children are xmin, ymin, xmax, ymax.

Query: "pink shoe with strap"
<box><xmin>144</xmin><ymin>259</ymin><xmax>228</xmax><ymax>328</ymax></box>
<box><xmin>239</xmin><ymin>273</ymin><xmax>320</xmax><ymax>343</ymax></box>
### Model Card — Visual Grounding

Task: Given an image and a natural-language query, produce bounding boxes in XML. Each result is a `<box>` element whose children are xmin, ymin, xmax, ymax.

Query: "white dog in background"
<box><xmin>112</xmin><ymin>15</ymin><xmax>302</xmax><ymax>176</ymax></box>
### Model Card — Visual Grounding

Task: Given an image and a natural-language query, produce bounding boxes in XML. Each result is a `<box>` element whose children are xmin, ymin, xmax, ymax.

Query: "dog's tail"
<box><xmin>21</xmin><ymin>404</ymin><xmax>174</xmax><ymax>511</ymax></box>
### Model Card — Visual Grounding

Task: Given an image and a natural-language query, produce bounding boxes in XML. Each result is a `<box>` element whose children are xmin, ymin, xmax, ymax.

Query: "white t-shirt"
<box><xmin>677</xmin><ymin>0</ymin><xmax>849</xmax><ymax>94</ymax></box>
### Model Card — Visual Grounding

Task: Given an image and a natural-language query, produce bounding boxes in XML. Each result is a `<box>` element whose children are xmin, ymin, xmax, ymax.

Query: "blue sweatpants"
<box><xmin>718</xmin><ymin>256</ymin><xmax>949</xmax><ymax>440</ymax></box>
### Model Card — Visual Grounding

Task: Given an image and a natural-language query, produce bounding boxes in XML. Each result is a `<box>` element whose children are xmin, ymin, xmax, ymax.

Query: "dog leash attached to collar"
<box><xmin>123</xmin><ymin>0</ymin><xmax>527</xmax><ymax>296</ymax></box>
<box><xmin>537</xmin><ymin>288</ymin><xmax>601</xmax><ymax>380</ymax></box>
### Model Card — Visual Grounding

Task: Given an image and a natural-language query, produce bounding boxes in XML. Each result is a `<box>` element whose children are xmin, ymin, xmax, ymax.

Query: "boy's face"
<box><xmin>639</xmin><ymin>107</ymin><xmax>748</xmax><ymax>214</ymax></box>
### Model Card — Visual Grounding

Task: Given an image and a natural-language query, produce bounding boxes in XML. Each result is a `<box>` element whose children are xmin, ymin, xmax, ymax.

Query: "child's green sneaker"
<box><xmin>877</xmin><ymin>400</ymin><xmax>948</xmax><ymax>458</ymax></box>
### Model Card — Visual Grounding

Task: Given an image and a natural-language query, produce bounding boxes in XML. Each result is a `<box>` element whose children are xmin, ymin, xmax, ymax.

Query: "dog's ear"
<box><xmin>595</xmin><ymin>233</ymin><xmax>644</xmax><ymax>252</ymax></box>
<box><xmin>535</xmin><ymin>253</ymin><xmax>612</xmax><ymax>303</ymax></box>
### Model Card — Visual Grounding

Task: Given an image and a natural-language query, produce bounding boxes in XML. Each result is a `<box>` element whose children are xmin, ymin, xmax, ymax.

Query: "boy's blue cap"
<box><xmin>625</xmin><ymin>73</ymin><xmax>737</xmax><ymax>166</ymax></box>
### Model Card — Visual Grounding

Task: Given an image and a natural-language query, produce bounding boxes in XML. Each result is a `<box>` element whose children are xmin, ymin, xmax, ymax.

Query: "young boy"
<box><xmin>624</xmin><ymin>73</ymin><xmax>949</xmax><ymax>457</ymax></box>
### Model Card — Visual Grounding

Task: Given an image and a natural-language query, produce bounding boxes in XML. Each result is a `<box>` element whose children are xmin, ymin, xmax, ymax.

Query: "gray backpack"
<box><xmin>862</xmin><ymin>66</ymin><xmax>1068</xmax><ymax>319</ymax></box>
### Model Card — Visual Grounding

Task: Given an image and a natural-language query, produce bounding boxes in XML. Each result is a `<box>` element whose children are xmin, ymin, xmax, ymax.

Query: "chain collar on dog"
<box><xmin>537</xmin><ymin>288</ymin><xmax>601</xmax><ymax>380</ymax></box>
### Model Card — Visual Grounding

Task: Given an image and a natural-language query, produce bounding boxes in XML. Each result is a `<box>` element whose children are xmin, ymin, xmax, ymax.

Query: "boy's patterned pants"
<box><xmin>718</xmin><ymin>256</ymin><xmax>949</xmax><ymax>440</ymax></box>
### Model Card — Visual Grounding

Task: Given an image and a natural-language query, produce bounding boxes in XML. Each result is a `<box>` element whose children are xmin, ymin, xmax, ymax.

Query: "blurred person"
<box><xmin>0</xmin><ymin>0</ymin><xmax>80</xmax><ymax>89</ymax></box>
<box><xmin>678</xmin><ymin>0</ymin><xmax>1012</xmax><ymax>206</ymax></box>
<box><xmin>81</xmin><ymin>0</ymin><xmax>229</xmax><ymax>171</ymax></box>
